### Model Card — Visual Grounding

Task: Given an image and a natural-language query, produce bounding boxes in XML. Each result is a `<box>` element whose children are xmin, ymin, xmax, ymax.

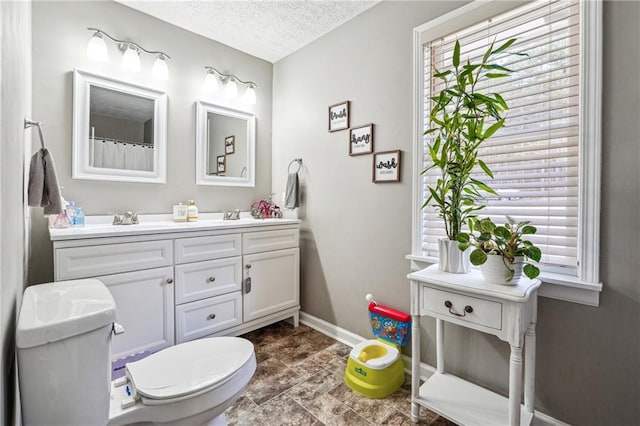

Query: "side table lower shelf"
<box><xmin>416</xmin><ymin>372</ymin><xmax>534</xmax><ymax>426</ymax></box>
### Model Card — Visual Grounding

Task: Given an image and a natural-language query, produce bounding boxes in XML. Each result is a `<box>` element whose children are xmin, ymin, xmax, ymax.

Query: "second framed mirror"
<box><xmin>195</xmin><ymin>100</ymin><xmax>255</xmax><ymax>187</ymax></box>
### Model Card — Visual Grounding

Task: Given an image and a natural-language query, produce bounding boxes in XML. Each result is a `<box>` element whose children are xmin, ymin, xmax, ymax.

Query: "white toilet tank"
<box><xmin>16</xmin><ymin>279</ymin><xmax>117</xmax><ymax>426</ymax></box>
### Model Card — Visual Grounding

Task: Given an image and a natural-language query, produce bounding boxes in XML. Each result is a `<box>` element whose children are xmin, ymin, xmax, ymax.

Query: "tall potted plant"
<box><xmin>422</xmin><ymin>38</ymin><xmax>518</xmax><ymax>273</ymax></box>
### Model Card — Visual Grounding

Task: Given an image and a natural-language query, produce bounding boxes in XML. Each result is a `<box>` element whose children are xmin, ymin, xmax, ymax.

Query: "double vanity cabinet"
<box><xmin>50</xmin><ymin>218</ymin><xmax>300</xmax><ymax>361</ymax></box>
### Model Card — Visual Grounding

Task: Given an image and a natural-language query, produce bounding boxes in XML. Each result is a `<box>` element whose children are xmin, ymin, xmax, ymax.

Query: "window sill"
<box><xmin>406</xmin><ymin>255</ymin><xmax>602</xmax><ymax>307</ymax></box>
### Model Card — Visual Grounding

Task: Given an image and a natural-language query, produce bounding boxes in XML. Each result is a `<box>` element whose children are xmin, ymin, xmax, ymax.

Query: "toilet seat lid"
<box><xmin>126</xmin><ymin>337</ymin><xmax>254</xmax><ymax>401</ymax></box>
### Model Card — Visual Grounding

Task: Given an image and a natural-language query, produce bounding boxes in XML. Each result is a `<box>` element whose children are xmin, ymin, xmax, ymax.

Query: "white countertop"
<box><xmin>48</xmin><ymin>212</ymin><xmax>300</xmax><ymax>241</ymax></box>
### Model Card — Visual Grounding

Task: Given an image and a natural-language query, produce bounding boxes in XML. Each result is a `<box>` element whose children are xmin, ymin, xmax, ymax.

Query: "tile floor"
<box><xmin>226</xmin><ymin>321</ymin><xmax>457</xmax><ymax>426</ymax></box>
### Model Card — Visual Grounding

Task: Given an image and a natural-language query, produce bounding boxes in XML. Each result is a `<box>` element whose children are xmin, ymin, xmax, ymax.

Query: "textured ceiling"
<box><xmin>116</xmin><ymin>0</ymin><xmax>380</xmax><ymax>63</ymax></box>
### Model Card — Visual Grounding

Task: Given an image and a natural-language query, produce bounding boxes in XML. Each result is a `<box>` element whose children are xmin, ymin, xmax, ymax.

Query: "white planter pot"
<box><xmin>480</xmin><ymin>254</ymin><xmax>524</xmax><ymax>285</ymax></box>
<box><xmin>438</xmin><ymin>239</ymin><xmax>470</xmax><ymax>274</ymax></box>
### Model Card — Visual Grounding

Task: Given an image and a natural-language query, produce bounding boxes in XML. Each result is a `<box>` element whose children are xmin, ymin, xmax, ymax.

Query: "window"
<box><xmin>411</xmin><ymin>0</ymin><xmax>602</xmax><ymax>305</ymax></box>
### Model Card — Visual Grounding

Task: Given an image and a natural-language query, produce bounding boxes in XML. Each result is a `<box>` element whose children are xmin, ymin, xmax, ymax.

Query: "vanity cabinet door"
<box><xmin>97</xmin><ymin>267</ymin><xmax>175</xmax><ymax>360</ymax></box>
<box><xmin>243</xmin><ymin>248</ymin><xmax>300</xmax><ymax>322</ymax></box>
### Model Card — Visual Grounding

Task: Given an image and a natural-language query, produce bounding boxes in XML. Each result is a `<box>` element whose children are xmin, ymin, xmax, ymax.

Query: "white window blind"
<box><xmin>421</xmin><ymin>0</ymin><xmax>581</xmax><ymax>275</ymax></box>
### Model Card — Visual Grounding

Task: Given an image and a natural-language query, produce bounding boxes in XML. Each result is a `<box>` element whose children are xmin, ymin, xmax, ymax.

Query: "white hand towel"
<box><xmin>284</xmin><ymin>172</ymin><xmax>299</xmax><ymax>209</ymax></box>
<box><xmin>28</xmin><ymin>148</ymin><xmax>62</xmax><ymax>215</ymax></box>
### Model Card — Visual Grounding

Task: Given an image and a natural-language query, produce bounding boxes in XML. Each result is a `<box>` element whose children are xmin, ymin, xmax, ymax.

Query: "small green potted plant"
<box><xmin>456</xmin><ymin>216</ymin><xmax>541</xmax><ymax>285</ymax></box>
<box><xmin>422</xmin><ymin>38</ymin><xmax>519</xmax><ymax>273</ymax></box>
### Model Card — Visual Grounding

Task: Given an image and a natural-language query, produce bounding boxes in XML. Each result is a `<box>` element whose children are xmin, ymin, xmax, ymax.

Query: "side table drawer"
<box><xmin>174</xmin><ymin>256</ymin><xmax>242</xmax><ymax>304</ymax></box>
<box><xmin>175</xmin><ymin>292</ymin><xmax>242</xmax><ymax>343</ymax></box>
<box><xmin>421</xmin><ymin>286</ymin><xmax>502</xmax><ymax>330</ymax></box>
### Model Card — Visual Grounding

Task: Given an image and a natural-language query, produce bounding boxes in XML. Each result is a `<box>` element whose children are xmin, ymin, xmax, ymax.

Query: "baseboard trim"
<box><xmin>299</xmin><ymin>311</ymin><xmax>567</xmax><ymax>426</ymax></box>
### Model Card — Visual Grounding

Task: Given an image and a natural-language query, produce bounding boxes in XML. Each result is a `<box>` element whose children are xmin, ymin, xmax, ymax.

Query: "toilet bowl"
<box><xmin>16</xmin><ymin>279</ymin><xmax>256</xmax><ymax>426</ymax></box>
<box><xmin>109</xmin><ymin>337</ymin><xmax>256</xmax><ymax>425</ymax></box>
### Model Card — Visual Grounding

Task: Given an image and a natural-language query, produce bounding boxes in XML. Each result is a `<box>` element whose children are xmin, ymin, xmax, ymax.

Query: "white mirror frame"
<box><xmin>195</xmin><ymin>100</ymin><xmax>256</xmax><ymax>187</ymax></box>
<box><xmin>72</xmin><ymin>68</ymin><xmax>168</xmax><ymax>183</ymax></box>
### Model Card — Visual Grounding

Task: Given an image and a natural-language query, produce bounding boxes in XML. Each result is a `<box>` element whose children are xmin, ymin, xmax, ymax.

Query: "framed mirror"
<box><xmin>195</xmin><ymin>100</ymin><xmax>255</xmax><ymax>187</ymax></box>
<box><xmin>72</xmin><ymin>69</ymin><xmax>167</xmax><ymax>183</ymax></box>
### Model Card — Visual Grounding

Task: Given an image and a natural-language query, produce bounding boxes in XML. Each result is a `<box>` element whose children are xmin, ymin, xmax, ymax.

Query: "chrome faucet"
<box><xmin>223</xmin><ymin>209</ymin><xmax>241</xmax><ymax>220</ymax></box>
<box><xmin>113</xmin><ymin>211</ymin><xmax>139</xmax><ymax>225</ymax></box>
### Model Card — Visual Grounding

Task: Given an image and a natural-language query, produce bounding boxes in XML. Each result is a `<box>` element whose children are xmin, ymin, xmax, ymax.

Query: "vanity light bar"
<box><xmin>203</xmin><ymin>66</ymin><xmax>257</xmax><ymax>104</ymax></box>
<box><xmin>86</xmin><ymin>27</ymin><xmax>171</xmax><ymax>80</ymax></box>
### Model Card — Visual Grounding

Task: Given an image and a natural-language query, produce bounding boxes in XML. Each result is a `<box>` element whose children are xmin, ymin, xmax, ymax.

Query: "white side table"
<box><xmin>408</xmin><ymin>265</ymin><xmax>541</xmax><ymax>426</ymax></box>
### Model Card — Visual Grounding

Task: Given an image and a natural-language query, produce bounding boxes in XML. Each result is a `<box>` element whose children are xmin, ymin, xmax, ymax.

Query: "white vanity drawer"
<box><xmin>242</xmin><ymin>228</ymin><xmax>299</xmax><ymax>254</ymax></box>
<box><xmin>421</xmin><ymin>286</ymin><xmax>503</xmax><ymax>330</ymax></box>
<box><xmin>174</xmin><ymin>256</ymin><xmax>242</xmax><ymax>304</ymax></box>
<box><xmin>175</xmin><ymin>292</ymin><xmax>242</xmax><ymax>343</ymax></box>
<box><xmin>55</xmin><ymin>240</ymin><xmax>173</xmax><ymax>280</ymax></box>
<box><xmin>174</xmin><ymin>234</ymin><xmax>241</xmax><ymax>264</ymax></box>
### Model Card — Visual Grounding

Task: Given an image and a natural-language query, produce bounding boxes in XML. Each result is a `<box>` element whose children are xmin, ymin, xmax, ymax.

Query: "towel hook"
<box><xmin>288</xmin><ymin>158</ymin><xmax>302</xmax><ymax>174</ymax></box>
<box><xmin>24</xmin><ymin>119</ymin><xmax>46</xmax><ymax>150</ymax></box>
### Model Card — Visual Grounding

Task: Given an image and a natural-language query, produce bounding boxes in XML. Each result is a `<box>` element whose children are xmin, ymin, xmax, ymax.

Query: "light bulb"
<box><xmin>243</xmin><ymin>85</ymin><xmax>257</xmax><ymax>104</ymax></box>
<box><xmin>87</xmin><ymin>33</ymin><xmax>108</xmax><ymax>62</ymax></box>
<box><xmin>225</xmin><ymin>78</ymin><xmax>238</xmax><ymax>98</ymax></box>
<box><xmin>204</xmin><ymin>71</ymin><xmax>218</xmax><ymax>92</ymax></box>
<box><xmin>121</xmin><ymin>45</ymin><xmax>140</xmax><ymax>72</ymax></box>
<box><xmin>152</xmin><ymin>55</ymin><xmax>169</xmax><ymax>80</ymax></box>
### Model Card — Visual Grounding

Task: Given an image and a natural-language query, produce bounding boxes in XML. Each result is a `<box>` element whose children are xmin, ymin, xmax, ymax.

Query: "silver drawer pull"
<box><xmin>207</xmin><ymin>276</ymin><xmax>216</xmax><ymax>282</ymax></box>
<box><xmin>207</xmin><ymin>313</ymin><xmax>216</xmax><ymax>321</ymax></box>
<box><xmin>444</xmin><ymin>300</ymin><xmax>473</xmax><ymax>317</ymax></box>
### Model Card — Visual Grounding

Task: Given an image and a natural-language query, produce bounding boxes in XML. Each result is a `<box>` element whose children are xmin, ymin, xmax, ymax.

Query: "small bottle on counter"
<box><xmin>66</xmin><ymin>201</ymin><xmax>76</xmax><ymax>225</ymax></box>
<box><xmin>187</xmin><ymin>200</ymin><xmax>198</xmax><ymax>222</ymax></box>
<box><xmin>72</xmin><ymin>207</ymin><xmax>85</xmax><ymax>227</ymax></box>
<box><xmin>173</xmin><ymin>203</ymin><xmax>188</xmax><ymax>222</ymax></box>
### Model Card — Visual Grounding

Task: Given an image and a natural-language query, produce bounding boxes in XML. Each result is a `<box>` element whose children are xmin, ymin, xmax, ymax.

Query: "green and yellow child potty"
<box><xmin>344</xmin><ymin>294</ymin><xmax>411</xmax><ymax>398</ymax></box>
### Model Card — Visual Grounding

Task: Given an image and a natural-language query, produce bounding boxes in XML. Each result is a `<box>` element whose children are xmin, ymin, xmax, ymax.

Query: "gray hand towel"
<box><xmin>28</xmin><ymin>148</ymin><xmax>62</xmax><ymax>215</ymax></box>
<box><xmin>284</xmin><ymin>172</ymin><xmax>299</xmax><ymax>209</ymax></box>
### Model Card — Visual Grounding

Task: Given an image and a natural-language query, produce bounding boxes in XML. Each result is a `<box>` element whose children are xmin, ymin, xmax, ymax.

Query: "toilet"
<box><xmin>344</xmin><ymin>295</ymin><xmax>411</xmax><ymax>398</ymax></box>
<box><xmin>16</xmin><ymin>279</ymin><xmax>256</xmax><ymax>426</ymax></box>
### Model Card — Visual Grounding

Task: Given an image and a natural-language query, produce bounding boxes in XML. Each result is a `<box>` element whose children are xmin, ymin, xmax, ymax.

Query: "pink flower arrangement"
<box><xmin>251</xmin><ymin>197</ymin><xmax>281</xmax><ymax>219</ymax></box>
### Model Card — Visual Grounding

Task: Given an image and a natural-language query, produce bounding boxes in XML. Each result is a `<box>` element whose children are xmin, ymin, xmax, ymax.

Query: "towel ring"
<box><xmin>288</xmin><ymin>158</ymin><xmax>302</xmax><ymax>174</ymax></box>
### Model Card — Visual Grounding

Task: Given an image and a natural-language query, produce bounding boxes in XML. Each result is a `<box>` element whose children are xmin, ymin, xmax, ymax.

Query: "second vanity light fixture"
<box><xmin>86</xmin><ymin>27</ymin><xmax>170</xmax><ymax>80</ymax></box>
<box><xmin>203</xmin><ymin>66</ymin><xmax>257</xmax><ymax>104</ymax></box>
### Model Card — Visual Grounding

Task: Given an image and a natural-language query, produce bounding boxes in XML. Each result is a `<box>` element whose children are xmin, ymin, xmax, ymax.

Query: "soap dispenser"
<box><xmin>187</xmin><ymin>200</ymin><xmax>198</xmax><ymax>222</ymax></box>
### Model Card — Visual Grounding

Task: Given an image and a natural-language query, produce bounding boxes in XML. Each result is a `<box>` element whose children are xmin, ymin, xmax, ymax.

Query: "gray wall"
<box><xmin>272</xmin><ymin>1</ymin><xmax>640</xmax><ymax>425</ymax></box>
<box><xmin>1</xmin><ymin>2</ymin><xmax>31</xmax><ymax>424</ymax></box>
<box><xmin>30</xmin><ymin>1</ymin><xmax>273</xmax><ymax>285</ymax></box>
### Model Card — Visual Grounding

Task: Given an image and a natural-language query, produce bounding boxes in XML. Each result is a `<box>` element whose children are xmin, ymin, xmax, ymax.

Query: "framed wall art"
<box><xmin>349</xmin><ymin>123</ymin><xmax>374</xmax><ymax>156</ymax></box>
<box><xmin>328</xmin><ymin>100</ymin><xmax>350</xmax><ymax>132</ymax></box>
<box><xmin>372</xmin><ymin>150</ymin><xmax>401</xmax><ymax>183</ymax></box>
<box><xmin>225</xmin><ymin>135</ymin><xmax>235</xmax><ymax>154</ymax></box>
<box><xmin>216</xmin><ymin>155</ymin><xmax>226</xmax><ymax>173</ymax></box>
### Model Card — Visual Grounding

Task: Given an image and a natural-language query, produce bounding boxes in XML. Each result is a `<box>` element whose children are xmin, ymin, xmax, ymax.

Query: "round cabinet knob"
<box><xmin>464</xmin><ymin>305</ymin><xmax>474</xmax><ymax>314</ymax></box>
<box><xmin>444</xmin><ymin>300</ymin><xmax>453</xmax><ymax>308</ymax></box>
<box><xmin>207</xmin><ymin>276</ymin><xmax>216</xmax><ymax>282</ymax></box>
<box><xmin>166</xmin><ymin>278</ymin><xmax>174</xmax><ymax>284</ymax></box>
<box><xmin>207</xmin><ymin>313</ymin><xmax>216</xmax><ymax>320</ymax></box>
